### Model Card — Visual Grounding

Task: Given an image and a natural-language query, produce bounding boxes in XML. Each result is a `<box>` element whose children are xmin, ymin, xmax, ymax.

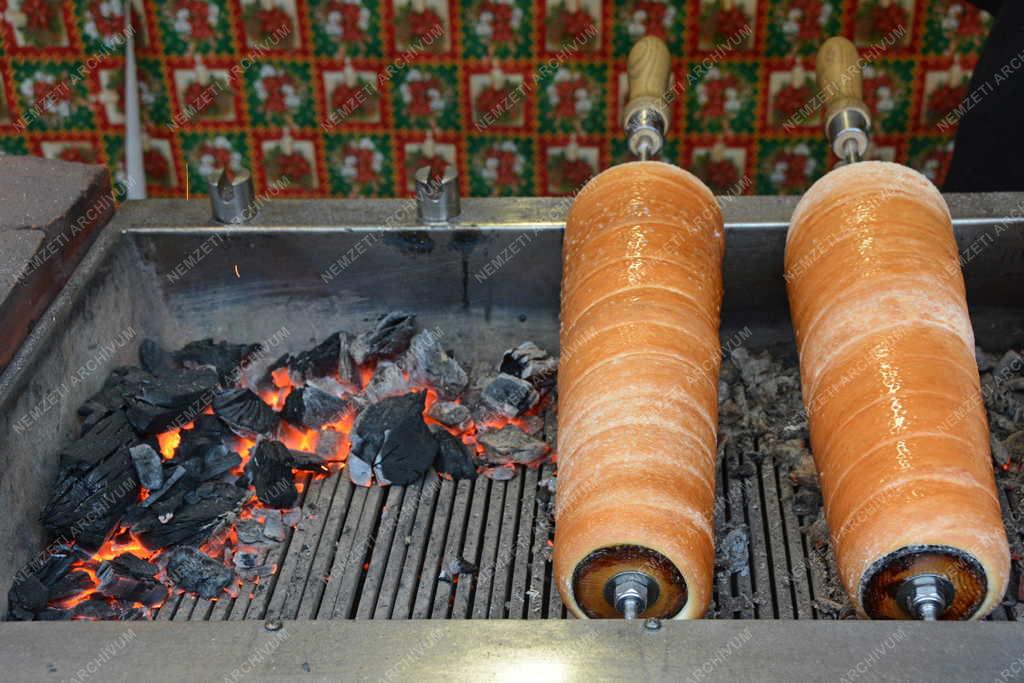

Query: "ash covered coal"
<box><xmin>12</xmin><ymin>312</ymin><xmax>560</xmax><ymax>621</ymax></box>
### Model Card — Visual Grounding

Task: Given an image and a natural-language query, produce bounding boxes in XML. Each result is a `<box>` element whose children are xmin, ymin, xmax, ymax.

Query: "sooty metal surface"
<box><xmin>1</xmin><ymin>195</ymin><xmax>1022</xmax><ymax>622</ymax></box>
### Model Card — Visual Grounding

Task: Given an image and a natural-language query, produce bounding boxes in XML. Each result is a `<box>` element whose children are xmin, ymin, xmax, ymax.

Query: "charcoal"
<box><xmin>129</xmin><ymin>444</ymin><xmax>164</xmax><ymax>490</ymax></box>
<box><xmin>350</xmin><ymin>392</ymin><xmax>437</xmax><ymax>486</ymax></box>
<box><xmin>132</xmin><ymin>482</ymin><xmax>248</xmax><ymax>549</ymax></box>
<box><xmin>792</xmin><ymin>488</ymin><xmax>822</xmax><ymax>517</ymax></box>
<box><xmin>315</xmin><ymin>428</ymin><xmax>345</xmax><ymax>461</ymax></box>
<box><xmin>499</xmin><ymin>342</ymin><xmax>558</xmax><ymax>388</ymax></box>
<box><xmin>481</xmin><ymin>465</ymin><xmax>516</xmax><ymax>481</ymax></box>
<box><xmin>139</xmin><ymin>338</ymin><xmax>176</xmax><ymax>374</ymax></box>
<box><xmin>405</xmin><ymin>329</ymin><xmax>468</xmax><ymax>400</ymax></box>
<box><xmin>281</xmin><ymin>386</ymin><xmax>351</xmax><ymax>430</ymax></box>
<box><xmin>174</xmin><ymin>338</ymin><xmax>262</xmax><ymax>383</ymax></box>
<box><xmin>477</xmin><ymin>425</ymin><xmax>549</xmax><ymax>465</ymax></box>
<box><xmin>288</xmin><ymin>331</ymin><xmax>357</xmax><ymax>384</ymax></box>
<box><xmin>124</xmin><ymin>367</ymin><xmax>220</xmax><ymax>434</ymax></box>
<box><xmin>200</xmin><ymin>445</ymin><xmax>242</xmax><ymax>480</ymax></box>
<box><xmin>139</xmin><ymin>465</ymin><xmax>187</xmax><ymax>509</ymax></box>
<box><xmin>236</xmin><ymin>516</ymin><xmax>285</xmax><ymax>546</ymax></box>
<box><xmin>287</xmin><ymin>449</ymin><xmax>332</xmax><ymax>474</ymax></box>
<box><xmin>7</xmin><ymin>546</ymin><xmax>81</xmax><ymax>617</ymax></box>
<box><xmin>41</xmin><ymin>445</ymin><xmax>141</xmax><ymax>550</ymax></box>
<box><xmin>176</xmin><ymin>411</ymin><xmax>234</xmax><ymax>458</ymax></box>
<box><xmin>351</xmin><ymin>311</ymin><xmax>417</xmax><ymax>364</ymax></box>
<box><xmin>212</xmin><ymin>388</ymin><xmax>278</xmax><ymax>436</ymax></box>
<box><xmin>347</xmin><ymin>454</ymin><xmax>373</xmax><ymax>487</ymax></box>
<box><xmin>59</xmin><ymin>410</ymin><xmax>137</xmax><ymax>469</ymax></box>
<box><xmin>427</xmin><ymin>400</ymin><xmax>471</xmax><ymax>429</ymax></box>
<box><xmin>46</xmin><ymin>569</ymin><xmax>95</xmax><ymax>603</ymax></box>
<box><xmin>233</xmin><ymin>549</ymin><xmax>266</xmax><ymax>578</ymax></box>
<box><xmin>717</xmin><ymin>526</ymin><xmax>749</xmax><ymax>577</ymax></box>
<box><xmin>163</xmin><ymin>547</ymin><xmax>234</xmax><ymax>599</ymax></box>
<box><xmin>251</xmin><ymin>440</ymin><xmax>298</xmax><ymax>508</ymax></box>
<box><xmin>78</xmin><ymin>367</ymin><xmax>153</xmax><ymax>432</ymax></box>
<box><xmin>482</xmin><ymin>374</ymin><xmax>539</xmax><ymax>418</ymax></box>
<box><xmin>174</xmin><ymin>414</ymin><xmax>233</xmax><ymax>460</ymax></box>
<box><xmin>62</xmin><ymin>598</ymin><xmax>122</xmax><ymax>621</ymax></box>
<box><xmin>363</xmin><ymin>362</ymin><xmax>409</xmax><ymax>403</ymax></box>
<box><xmin>97</xmin><ymin>553</ymin><xmax>167</xmax><ymax>606</ymax></box>
<box><xmin>431</xmin><ymin>427</ymin><xmax>477</xmax><ymax>481</ymax></box>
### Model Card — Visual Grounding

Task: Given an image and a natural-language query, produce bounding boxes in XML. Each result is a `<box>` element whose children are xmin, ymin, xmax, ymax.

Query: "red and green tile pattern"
<box><xmin>0</xmin><ymin>0</ymin><xmax>995</xmax><ymax>198</ymax></box>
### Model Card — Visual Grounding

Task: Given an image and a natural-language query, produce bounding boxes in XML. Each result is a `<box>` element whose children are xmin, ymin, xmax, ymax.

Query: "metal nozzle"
<box><xmin>210</xmin><ymin>169</ymin><xmax>257</xmax><ymax>224</ymax></box>
<box><xmin>415</xmin><ymin>165</ymin><xmax>460</xmax><ymax>224</ymax></box>
<box><xmin>625</xmin><ymin>108</ymin><xmax>666</xmax><ymax>161</ymax></box>
<box><xmin>605</xmin><ymin>571</ymin><xmax>660</xmax><ymax>620</ymax></box>
<box><xmin>896</xmin><ymin>574</ymin><xmax>955</xmax><ymax>621</ymax></box>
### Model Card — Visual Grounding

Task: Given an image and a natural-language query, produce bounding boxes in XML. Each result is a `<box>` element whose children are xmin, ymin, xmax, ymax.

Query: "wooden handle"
<box><xmin>627</xmin><ymin>36</ymin><xmax>671</xmax><ymax>103</ymax></box>
<box><xmin>623</xmin><ymin>36</ymin><xmax>671</xmax><ymax>129</ymax></box>
<box><xmin>815</xmin><ymin>36</ymin><xmax>869</xmax><ymax>124</ymax></box>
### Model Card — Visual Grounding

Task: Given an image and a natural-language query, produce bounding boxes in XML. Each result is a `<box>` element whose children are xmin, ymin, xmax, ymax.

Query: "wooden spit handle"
<box><xmin>623</xmin><ymin>35</ymin><xmax>671</xmax><ymax>131</ymax></box>
<box><xmin>815</xmin><ymin>36</ymin><xmax>870</xmax><ymax>127</ymax></box>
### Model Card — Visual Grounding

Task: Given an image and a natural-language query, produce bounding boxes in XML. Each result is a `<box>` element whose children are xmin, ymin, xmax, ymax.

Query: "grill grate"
<box><xmin>147</xmin><ymin>447</ymin><xmax>1022</xmax><ymax>621</ymax></box>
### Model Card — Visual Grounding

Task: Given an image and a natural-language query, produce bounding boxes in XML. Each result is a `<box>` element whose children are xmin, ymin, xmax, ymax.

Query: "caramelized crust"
<box><xmin>785</xmin><ymin>162</ymin><xmax>1010</xmax><ymax>618</ymax></box>
<box><xmin>554</xmin><ymin>162</ymin><xmax>724</xmax><ymax>619</ymax></box>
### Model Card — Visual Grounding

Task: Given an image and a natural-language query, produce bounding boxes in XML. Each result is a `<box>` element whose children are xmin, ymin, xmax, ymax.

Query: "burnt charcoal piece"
<box><xmin>6</xmin><ymin>546</ymin><xmax>83</xmax><ymax>619</ymax></box>
<box><xmin>350</xmin><ymin>392</ymin><xmax>437</xmax><ymax>486</ymax></box>
<box><xmin>174</xmin><ymin>414</ymin><xmax>233</xmax><ymax>461</ymax></box>
<box><xmin>46</xmin><ymin>569</ymin><xmax>95</xmax><ymax>603</ymax></box>
<box><xmin>351</xmin><ymin>311</ymin><xmax>417</xmax><ymax>364</ymax></box>
<box><xmin>125</xmin><ymin>367</ymin><xmax>220</xmax><ymax>434</ymax></box>
<box><xmin>163</xmin><ymin>547</ymin><xmax>234</xmax><ymax>599</ymax></box>
<box><xmin>431</xmin><ymin>427</ymin><xmax>477</xmax><ymax>481</ymax></box>
<box><xmin>281</xmin><ymin>386</ymin><xmax>351</xmax><ymax>430</ymax></box>
<box><xmin>200</xmin><ymin>445</ymin><xmax>242</xmax><ymax>481</ymax></box>
<box><xmin>289</xmin><ymin>331</ymin><xmax>358</xmax><ymax>384</ymax></box>
<box><xmin>717</xmin><ymin>526</ymin><xmax>750</xmax><ymax>577</ymax></box>
<box><xmin>405</xmin><ymin>329</ymin><xmax>468</xmax><ymax>400</ymax></box>
<box><xmin>287</xmin><ymin>450</ymin><xmax>332</xmax><ymax>474</ymax></box>
<box><xmin>139</xmin><ymin>338</ymin><xmax>176</xmax><ymax>375</ymax></box>
<box><xmin>251</xmin><ymin>440</ymin><xmax>298</xmax><ymax>508</ymax></box>
<box><xmin>129</xmin><ymin>444</ymin><xmax>164</xmax><ymax>490</ymax></box>
<box><xmin>363</xmin><ymin>362</ymin><xmax>409</xmax><ymax>403</ymax></box>
<box><xmin>174</xmin><ymin>338</ymin><xmax>262</xmax><ymax>383</ymax></box>
<box><xmin>59</xmin><ymin>410</ymin><xmax>137</xmax><ymax>469</ymax></box>
<box><xmin>213</xmin><ymin>388</ymin><xmax>279</xmax><ymax>436</ymax></box>
<box><xmin>78</xmin><ymin>367</ymin><xmax>153</xmax><ymax>434</ymax></box>
<box><xmin>132</xmin><ymin>482</ymin><xmax>248</xmax><ymax>549</ymax></box>
<box><xmin>481</xmin><ymin>465</ymin><xmax>516</xmax><ymax>481</ymax></box>
<box><xmin>138</xmin><ymin>465</ymin><xmax>187</xmax><ymax>509</ymax></box>
<box><xmin>97</xmin><ymin>553</ymin><xmax>168</xmax><ymax>607</ymax></box>
<box><xmin>477</xmin><ymin>425</ymin><xmax>549</xmax><ymax>465</ymax></box>
<box><xmin>42</xmin><ymin>446</ymin><xmax>141</xmax><ymax>550</ymax></box>
<box><xmin>482</xmin><ymin>374</ymin><xmax>539</xmax><ymax>418</ymax></box>
<box><xmin>347</xmin><ymin>454</ymin><xmax>373</xmax><ymax>487</ymax></box>
<box><xmin>315</xmin><ymin>428</ymin><xmax>345</xmax><ymax>461</ymax></box>
<box><xmin>500</xmin><ymin>342</ymin><xmax>558</xmax><ymax>388</ymax></box>
<box><xmin>427</xmin><ymin>400</ymin><xmax>471</xmax><ymax>429</ymax></box>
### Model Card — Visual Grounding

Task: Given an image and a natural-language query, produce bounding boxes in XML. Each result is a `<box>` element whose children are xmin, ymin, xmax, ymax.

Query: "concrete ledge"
<box><xmin>0</xmin><ymin>156</ymin><xmax>114</xmax><ymax>370</ymax></box>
